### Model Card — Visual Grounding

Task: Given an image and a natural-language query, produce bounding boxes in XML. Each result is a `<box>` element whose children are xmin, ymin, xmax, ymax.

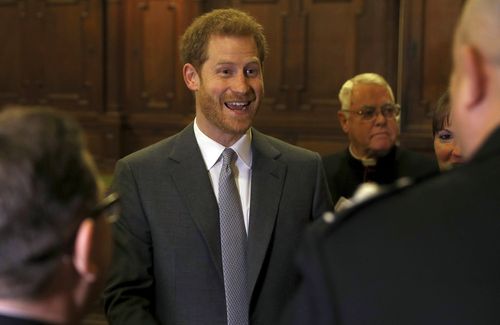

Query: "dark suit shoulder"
<box><xmin>120</xmin><ymin>134</ymin><xmax>178</xmax><ymax>165</ymax></box>
<box><xmin>118</xmin><ymin>124</ymin><xmax>196</xmax><ymax>170</ymax></box>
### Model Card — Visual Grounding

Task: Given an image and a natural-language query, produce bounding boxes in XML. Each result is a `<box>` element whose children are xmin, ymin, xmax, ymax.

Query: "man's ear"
<box><xmin>183</xmin><ymin>63</ymin><xmax>200</xmax><ymax>91</ymax></box>
<box><xmin>73</xmin><ymin>218</ymin><xmax>97</xmax><ymax>282</ymax></box>
<box><xmin>337</xmin><ymin>111</ymin><xmax>349</xmax><ymax>134</ymax></box>
<box><xmin>460</xmin><ymin>45</ymin><xmax>487</xmax><ymax>111</ymax></box>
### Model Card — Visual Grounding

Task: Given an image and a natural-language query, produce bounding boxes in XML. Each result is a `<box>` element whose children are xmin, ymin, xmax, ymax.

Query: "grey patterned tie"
<box><xmin>218</xmin><ymin>148</ymin><xmax>248</xmax><ymax>325</ymax></box>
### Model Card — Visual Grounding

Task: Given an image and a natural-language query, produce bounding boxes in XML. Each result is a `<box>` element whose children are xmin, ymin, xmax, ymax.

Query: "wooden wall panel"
<box><xmin>421</xmin><ymin>0</ymin><xmax>463</xmax><ymax>110</ymax></box>
<box><xmin>105</xmin><ymin>0</ymin><xmax>124</xmax><ymax>113</ymax></box>
<box><xmin>399</xmin><ymin>0</ymin><xmax>464</xmax><ymax>151</ymax></box>
<box><xmin>0</xmin><ymin>1</ymin><xmax>28</xmax><ymax>105</ymax></box>
<box><xmin>300</xmin><ymin>0</ymin><xmax>362</xmax><ymax>113</ymax></box>
<box><xmin>33</xmin><ymin>0</ymin><xmax>103</xmax><ymax>110</ymax></box>
<box><xmin>120</xmin><ymin>0</ymin><xmax>201</xmax><ymax>156</ymax></box>
<box><xmin>0</xmin><ymin>0</ymin><xmax>465</xmax><ymax>169</ymax></box>
<box><xmin>125</xmin><ymin>0</ymin><xmax>181</xmax><ymax>112</ymax></box>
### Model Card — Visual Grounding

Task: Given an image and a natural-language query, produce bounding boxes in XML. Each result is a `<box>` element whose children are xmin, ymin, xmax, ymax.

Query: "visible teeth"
<box><xmin>225</xmin><ymin>101</ymin><xmax>250</xmax><ymax>110</ymax></box>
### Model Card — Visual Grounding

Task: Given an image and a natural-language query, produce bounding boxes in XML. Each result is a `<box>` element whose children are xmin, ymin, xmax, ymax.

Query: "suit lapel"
<box><xmin>169</xmin><ymin>123</ymin><xmax>223</xmax><ymax>280</ymax></box>
<box><xmin>248</xmin><ymin>129</ymin><xmax>286</xmax><ymax>298</ymax></box>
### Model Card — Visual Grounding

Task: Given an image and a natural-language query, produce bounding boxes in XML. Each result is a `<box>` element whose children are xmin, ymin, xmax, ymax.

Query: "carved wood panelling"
<box><xmin>124</xmin><ymin>0</ymin><xmax>198</xmax><ymax>114</ymax></box>
<box><xmin>421</xmin><ymin>0</ymin><xmax>463</xmax><ymax>113</ymax></box>
<box><xmin>0</xmin><ymin>0</ymin><xmax>465</xmax><ymax>167</ymax></box>
<box><xmin>0</xmin><ymin>1</ymin><xmax>24</xmax><ymax>105</ymax></box>
<box><xmin>105</xmin><ymin>0</ymin><xmax>124</xmax><ymax>112</ymax></box>
<box><xmin>299</xmin><ymin>0</ymin><xmax>363</xmax><ymax>113</ymax></box>
<box><xmin>399</xmin><ymin>0</ymin><xmax>464</xmax><ymax>151</ymax></box>
<box><xmin>127</xmin><ymin>0</ymin><xmax>177</xmax><ymax>111</ymax></box>
<box><xmin>32</xmin><ymin>0</ymin><xmax>102</xmax><ymax>110</ymax></box>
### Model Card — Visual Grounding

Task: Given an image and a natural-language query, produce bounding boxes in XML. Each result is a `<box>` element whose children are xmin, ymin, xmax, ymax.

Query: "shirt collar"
<box><xmin>349</xmin><ymin>145</ymin><xmax>377</xmax><ymax>167</ymax></box>
<box><xmin>193</xmin><ymin>118</ymin><xmax>253</xmax><ymax>170</ymax></box>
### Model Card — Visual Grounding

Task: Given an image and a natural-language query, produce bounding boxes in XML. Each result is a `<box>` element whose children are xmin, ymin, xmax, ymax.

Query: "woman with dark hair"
<box><xmin>432</xmin><ymin>91</ymin><xmax>464</xmax><ymax>170</ymax></box>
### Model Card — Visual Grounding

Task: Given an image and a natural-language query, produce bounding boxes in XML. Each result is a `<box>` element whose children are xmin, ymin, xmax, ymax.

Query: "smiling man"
<box><xmin>104</xmin><ymin>8</ymin><xmax>332</xmax><ymax>325</ymax></box>
<box><xmin>323</xmin><ymin>73</ymin><xmax>437</xmax><ymax>207</ymax></box>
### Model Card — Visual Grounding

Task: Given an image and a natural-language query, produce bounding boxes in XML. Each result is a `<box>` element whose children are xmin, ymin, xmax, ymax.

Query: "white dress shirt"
<box><xmin>193</xmin><ymin>119</ymin><xmax>252</xmax><ymax>233</ymax></box>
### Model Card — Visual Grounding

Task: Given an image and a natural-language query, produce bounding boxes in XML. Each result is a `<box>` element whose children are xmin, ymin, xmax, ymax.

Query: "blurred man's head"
<box><xmin>450</xmin><ymin>0</ymin><xmax>500</xmax><ymax>159</ymax></box>
<box><xmin>0</xmin><ymin>106</ymin><xmax>114</xmax><ymax>323</ymax></box>
<box><xmin>338</xmin><ymin>73</ymin><xmax>400</xmax><ymax>159</ymax></box>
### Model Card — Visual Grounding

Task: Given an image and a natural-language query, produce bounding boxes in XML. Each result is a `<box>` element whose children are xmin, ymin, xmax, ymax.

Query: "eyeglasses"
<box><xmin>343</xmin><ymin>104</ymin><xmax>401</xmax><ymax>121</ymax></box>
<box><xmin>90</xmin><ymin>192</ymin><xmax>120</xmax><ymax>224</ymax></box>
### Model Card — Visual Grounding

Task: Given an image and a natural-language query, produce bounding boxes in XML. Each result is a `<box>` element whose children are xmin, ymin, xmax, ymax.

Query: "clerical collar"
<box><xmin>348</xmin><ymin>145</ymin><xmax>377</xmax><ymax>167</ymax></box>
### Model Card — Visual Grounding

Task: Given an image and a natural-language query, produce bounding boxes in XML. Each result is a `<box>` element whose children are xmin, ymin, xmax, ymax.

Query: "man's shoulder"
<box><xmin>119</xmin><ymin>136</ymin><xmax>176</xmax><ymax>167</ymax></box>
<box><xmin>119</xmin><ymin>125</ymin><xmax>193</xmax><ymax>167</ymax></box>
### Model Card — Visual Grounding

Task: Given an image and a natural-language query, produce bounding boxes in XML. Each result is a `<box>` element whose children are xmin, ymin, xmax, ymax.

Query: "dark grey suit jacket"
<box><xmin>104</xmin><ymin>123</ymin><xmax>333</xmax><ymax>325</ymax></box>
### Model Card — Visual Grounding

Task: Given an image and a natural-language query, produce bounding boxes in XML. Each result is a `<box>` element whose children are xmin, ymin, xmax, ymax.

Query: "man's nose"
<box><xmin>231</xmin><ymin>73</ymin><xmax>250</xmax><ymax>94</ymax></box>
<box><xmin>373</xmin><ymin>109</ymin><xmax>388</xmax><ymax>125</ymax></box>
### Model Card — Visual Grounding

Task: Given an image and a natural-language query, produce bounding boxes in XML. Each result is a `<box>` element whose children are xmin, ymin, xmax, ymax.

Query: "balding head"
<box><xmin>456</xmin><ymin>0</ymin><xmax>500</xmax><ymax>64</ymax></box>
<box><xmin>449</xmin><ymin>0</ymin><xmax>500</xmax><ymax>160</ymax></box>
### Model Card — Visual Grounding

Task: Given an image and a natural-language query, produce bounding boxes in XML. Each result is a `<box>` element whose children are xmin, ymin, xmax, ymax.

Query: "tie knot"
<box><xmin>221</xmin><ymin>148</ymin><xmax>237</xmax><ymax>167</ymax></box>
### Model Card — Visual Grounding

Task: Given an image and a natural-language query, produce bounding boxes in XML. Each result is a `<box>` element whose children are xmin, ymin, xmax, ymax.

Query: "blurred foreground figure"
<box><xmin>283</xmin><ymin>0</ymin><xmax>500</xmax><ymax>324</ymax></box>
<box><xmin>0</xmin><ymin>106</ymin><xmax>115</xmax><ymax>325</ymax></box>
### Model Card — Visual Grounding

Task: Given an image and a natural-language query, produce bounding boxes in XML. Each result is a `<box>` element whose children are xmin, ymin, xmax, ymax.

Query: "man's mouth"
<box><xmin>225</xmin><ymin>101</ymin><xmax>251</xmax><ymax>111</ymax></box>
<box><xmin>371</xmin><ymin>132</ymin><xmax>389</xmax><ymax>138</ymax></box>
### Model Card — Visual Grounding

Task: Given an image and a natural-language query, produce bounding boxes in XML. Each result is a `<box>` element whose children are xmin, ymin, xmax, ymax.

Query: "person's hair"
<box><xmin>338</xmin><ymin>73</ymin><xmax>395</xmax><ymax>113</ymax></box>
<box><xmin>432</xmin><ymin>90</ymin><xmax>451</xmax><ymax>135</ymax></box>
<box><xmin>179</xmin><ymin>8</ymin><xmax>268</xmax><ymax>71</ymax></box>
<box><xmin>0</xmin><ymin>106</ymin><xmax>99</xmax><ymax>299</ymax></box>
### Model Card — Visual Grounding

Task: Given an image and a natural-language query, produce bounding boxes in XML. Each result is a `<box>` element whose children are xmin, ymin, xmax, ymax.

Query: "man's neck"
<box><xmin>348</xmin><ymin>145</ymin><xmax>377</xmax><ymax>167</ymax></box>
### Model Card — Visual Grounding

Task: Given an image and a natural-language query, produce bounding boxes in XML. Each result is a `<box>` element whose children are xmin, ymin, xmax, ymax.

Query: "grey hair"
<box><xmin>338</xmin><ymin>73</ymin><xmax>395</xmax><ymax>114</ymax></box>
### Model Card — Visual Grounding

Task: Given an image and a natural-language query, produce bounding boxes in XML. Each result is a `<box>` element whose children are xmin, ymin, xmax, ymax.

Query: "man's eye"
<box><xmin>360</xmin><ymin>107</ymin><xmax>376</xmax><ymax>117</ymax></box>
<box><xmin>381</xmin><ymin>106</ymin><xmax>394</xmax><ymax>114</ymax></box>
<box><xmin>245</xmin><ymin>68</ymin><xmax>259</xmax><ymax>77</ymax></box>
<box><xmin>217</xmin><ymin>68</ymin><xmax>233</xmax><ymax>76</ymax></box>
